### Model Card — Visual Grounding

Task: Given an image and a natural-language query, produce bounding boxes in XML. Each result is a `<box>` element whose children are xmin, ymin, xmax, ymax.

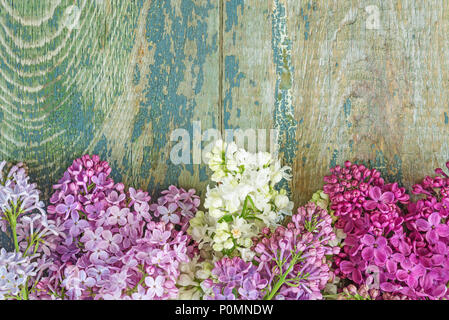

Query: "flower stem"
<box><xmin>263</xmin><ymin>255</ymin><xmax>298</xmax><ymax>300</ymax></box>
<box><xmin>9</xmin><ymin>209</ymin><xmax>20</xmax><ymax>252</ymax></box>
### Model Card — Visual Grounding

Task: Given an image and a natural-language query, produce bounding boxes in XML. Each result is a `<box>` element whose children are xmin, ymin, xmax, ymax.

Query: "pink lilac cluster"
<box><xmin>33</xmin><ymin>155</ymin><xmax>198</xmax><ymax>300</ymax></box>
<box><xmin>323</xmin><ymin>161</ymin><xmax>409</xmax><ymax>237</ymax></box>
<box><xmin>252</xmin><ymin>203</ymin><xmax>340</xmax><ymax>300</ymax></box>
<box><xmin>203</xmin><ymin>257</ymin><xmax>268</xmax><ymax>300</ymax></box>
<box><xmin>149</xmin><ymin>185</ymin><xmax>201</xmax><ymax>233</ymax></box>
<box><xmin>324</xmin><ymin>161</ymin><xmax>449</xmax><ymax>300</ymax></box>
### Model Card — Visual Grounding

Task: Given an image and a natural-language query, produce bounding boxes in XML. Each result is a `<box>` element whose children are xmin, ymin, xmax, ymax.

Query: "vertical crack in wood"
<box><xmin>218</xmin><ymin>0</ymin><xmax>224</xmax><ymax>136</ymax></box>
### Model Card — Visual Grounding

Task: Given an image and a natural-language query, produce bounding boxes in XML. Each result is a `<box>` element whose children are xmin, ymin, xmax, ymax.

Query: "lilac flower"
<box><xmin>91</xmin><ymin>172</ymin><xmax>113</xmax><ymax>190</ymax></box>
<box><xmin>151</xmin><ymin>249</ymin><xmax>171</xmax><ymax>266</ymax></box>
<box><xmin>210</xmin><ymin>286</ymin><xmax>236</xmax><ymax>300</ymax></box>
<box><xmin>106</xmin><ymin>191</ymin><xmax>126</xmax><ymax>205</ymax></box>
<box><xmin>80</xmin><ymin>227</ymin><xmax>104</xmax><ymax>251</ymax></box>
<box><xmin>149</xmin><ymin>228</ymin><xmax>171</xmax><ymax>245</ymax></box>
<box><xmin>56</xmin><ymin>244</ymin><xmax>80</xmax><ymax>263</ymax></box>
<box><xmin>87</xmin><ymin>266</ymin><xmax>110</xmax><ymax>284</ymax></box>
<box><xmin>178</xmin><ymin>201</ymin><xmax>194</xmax><ymax>218</ymax></box>
<box><xmin>360</xmin><ymin>234</ymin><xmax>390</xmax><ymax>266</ymax></box>
<box><xmin>363</xmin><ymin>186</ymin><xmax>395</xmax><ymax>213</ymax></box>
<box><xmin>131</xmin><ymin>285</ymin><xmax>154</xmax><ymax>300</ymax></box>
<box><xmin>340</xmin><ymin>256</ymin><xmax>368</xmax><ymax>284</ymax></box>
<box><xmin>431</xmin><ymin>241</ymin><xmax>449</xmax><ymax>267</ymax></box>
<box><xmin>43</xmin><ymin>155</ymin><xmax>198</xmax><ymax>300</ymax></box>
<box><xmin>415</xmin><ymin>212</ymin><xmax>449</xmax><ymax>244</ymax></box>
<box><xmin>78</xmin><ymin>270</ymin><xmax>96</xmax><ymax>288</ymax></box>
<box><xmin>85</xmin><ymin>202</ymin><xmax>105</xmax><ymax>220</ymax></box>
<box><xmin>89</xmin><ymin>244</ymin><xmax>109</xmax><ymax>265</ymax></box>
<box><xmin>129</xmin><ymin>187</ymin><xmax>150</xmax><ymax>204</ymax></box>
<box><xmin>55</xmin><ymin>195</ymin><xmax>78</xmax><ymax>220</ymax></box>
<box><xmin>99</xmin><ymin>230</ymin><xmax>123</xmax><ymax>254</ymax></box>
<box><xmin>434</xmin><ymin>198</ymin><xmax>449</xmax><ymax>218</ymax></box>
<box><xmin>157</xmin><ymin>203</ymin><xmax>180</xmax><ymax>224</ymax></box>
<box><xmin>238</xmin><ymin>278</ymin><xmax>260</xmax><ymax>300</ymax></box>
<box><xmin>145</xmin><ymin>276</ymin><xmax>165</xmax><ymax>298</ymax></box>
<box><xmin>106</xmin><ymin>206</ymin><xmax>129</xmax><ymax>226</ymax></box>
<box><xmin>119</xmin><ymin>225</ymin><xmax>138</xmax><ymax>249</ymax></box>
<box><xmin>0</xmin><ymin>249</ymin><xmax>38</xmax><ymax>299</ymax></box>
<box><xmin>63</xmin><ymin>211</ymin><xmax>89</xmax><ymax>238</ymax></box>
<box><xmin>395</xmin><ymin>257</ymin><xmax>425</xmax><ymax>288</ymax></box>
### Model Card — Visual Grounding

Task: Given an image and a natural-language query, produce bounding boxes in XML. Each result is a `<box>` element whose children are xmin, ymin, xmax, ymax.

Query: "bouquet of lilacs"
<box><xmin>188</xmin><ymin>140</ymin><xmax>293</xmax><ymax>261</ymax></box>
<box><xmin>34</xmin><ymin>155</ymin><xmax>200</xmax><ymax>300</ymax></box>
<box><xmin>0</xmin><ymin>161</ymin><xmax>59</xmax><ymax>299</ymax></box>
<box><xmin>322</xmin><ymin>160</ymin><xmax>449</xmax><ymax>300</ymax></box>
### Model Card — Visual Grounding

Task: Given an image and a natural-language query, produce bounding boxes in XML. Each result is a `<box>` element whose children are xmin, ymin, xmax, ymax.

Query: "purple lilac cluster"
<box><xmin>202</xmin><ymin>203</ymin><xmax>340</xmax><ymax>300</ymax></box>
<box><xmin>324</xmin><ymin>161</ymin><xmax>449</xmax><ymax>300</ymax></box>
<box><xmin>251</xmin><ymin>203</ymin><xmax>339</xmax><ymax>300</ymax></box>
<box><xmin>203</xmin><ymin>257</ymin><xmax>268</xmax><ymax>300</ymax></box>
<box><xmin>34</xmin><ymin>155</ymin><xmax>198</xmax><ymax>300</ymax></box>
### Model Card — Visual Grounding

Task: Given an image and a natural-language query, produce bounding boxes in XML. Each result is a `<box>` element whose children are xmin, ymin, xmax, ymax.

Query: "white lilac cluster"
<box><xmin>177</xmin><ymin>255</ymin><xmax>213</xmax><ymax>299</ymax></box>
<box><xmin>188</xmin><ymin>140</ymin><xmax>293</xmax><ymax>261</ymax></box>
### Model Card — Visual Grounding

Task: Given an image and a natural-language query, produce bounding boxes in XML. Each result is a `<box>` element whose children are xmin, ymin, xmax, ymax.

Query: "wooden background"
<box><xmin>1</xmin><ymin>0</ymin><xmax>449</xmax><ymax>246</ymax></box>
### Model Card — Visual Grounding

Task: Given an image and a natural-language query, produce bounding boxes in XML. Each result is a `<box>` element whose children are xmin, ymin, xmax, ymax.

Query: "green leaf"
<box><xmin>218</xmin><ymin>215</ymin><xmax>233</xmax><ymax>223</ymax></box>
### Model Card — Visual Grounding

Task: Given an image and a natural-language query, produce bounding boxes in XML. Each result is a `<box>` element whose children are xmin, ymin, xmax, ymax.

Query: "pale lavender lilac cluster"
<box><xmin>0</xmin><ymin>161</ymin><xmax>57</xmax><ymax>299</ymax></box>
<box><xmin>33</xmin><ymin>155</ymin><xmax>199</xmax><ymax>300</ymax></box>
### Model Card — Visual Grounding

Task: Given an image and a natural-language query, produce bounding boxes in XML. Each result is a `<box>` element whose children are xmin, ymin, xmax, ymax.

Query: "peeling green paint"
<box><xmin>225</xmin><ymin>0</ymin><xmax>245</xmax><ymax>32</ymax></box>
<box><xmin>343</xmin><ymin>98</ymin><xmax>351</xmax><ymax>117</ymax></box>
<box><xmin>329</xmin><ymin>149</ymin><xmax>339</xmax><ymax>168</ymax></box>
<box><xmin>223</xmin><ymin>55</ymin><xmax>245</xmax><ymax>130</ymax></box>
<box><xmin>272</xmin><ymin>0</ymin><xmax>298</xmax><ymax>193</ymax></box>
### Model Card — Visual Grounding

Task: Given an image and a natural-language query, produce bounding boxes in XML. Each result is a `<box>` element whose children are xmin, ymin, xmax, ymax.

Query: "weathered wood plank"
<box><xmin>88</xmin><ymin>0</ymin><xmax>220</xmax><ymax>198</ymax></box>
<box><xmin>285</xmin><ymin>0</ymin><xmax>449</xmax><ymax>204</ymax></box>
<box><xmin>222</xmin><ymin>0</ymin><xmax>298</xmax><ymax>194</ymax></box>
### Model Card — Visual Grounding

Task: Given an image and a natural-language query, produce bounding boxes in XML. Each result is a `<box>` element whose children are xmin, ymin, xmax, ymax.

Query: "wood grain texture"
<box><xmin>2</xmin><ymin>0</ymin><xmax>449</xmax><ymax>248</ymax></box>
<box><xmin>0</xmin><ymin>0</ymin><xmax>219</xmax><ymax>198</ymax></box>
<box><xmin>220</xmin><ymin>0</ymin><xmax>449</xmax><ymax>204</ymax></box>
<box><xmin>286</xmin><ymin>0</ymin><xmax>449</xmax><ymax>204</ymax></box>
<box><xmin>0</xmin><ymin>0</ymin><xmax>219</xmax><ymax>246</ymax></box>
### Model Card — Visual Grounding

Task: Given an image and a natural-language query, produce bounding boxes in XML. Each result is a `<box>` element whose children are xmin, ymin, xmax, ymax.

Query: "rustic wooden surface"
<box><xmin>1</xmin><ymin>0</ymin><xmax>449</xmax><ymax>246</ymax></box>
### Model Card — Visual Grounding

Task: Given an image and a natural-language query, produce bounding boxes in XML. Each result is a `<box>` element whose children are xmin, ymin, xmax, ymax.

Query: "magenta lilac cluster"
<box><xmin>32</xmin><ymin>155</ymin><xmax>199</xmax><ymax>300</ymax></box>
<box><xmin>324</xmin><ymin>161</ymin><xmax>449</xmax><ymax>300</ymax></box>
